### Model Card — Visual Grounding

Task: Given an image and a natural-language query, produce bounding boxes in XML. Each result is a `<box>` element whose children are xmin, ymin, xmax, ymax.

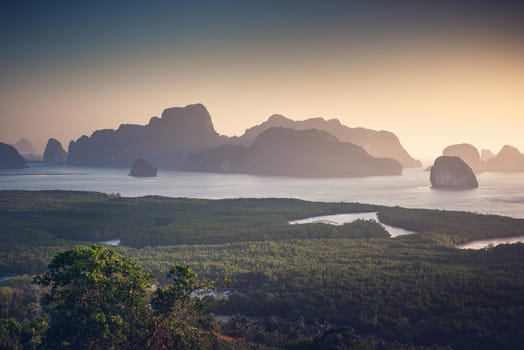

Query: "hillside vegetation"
<box><xmin>1</xmin><ymin>190</ymin><xmax>524</xmax><ymax>349</ymax></box>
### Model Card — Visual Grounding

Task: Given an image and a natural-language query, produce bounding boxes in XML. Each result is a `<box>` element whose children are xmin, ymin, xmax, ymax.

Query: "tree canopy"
<box><xmin>35</xmin><ymin>246</ymin><xmax>149</xmax><ymax>350</ymax></box>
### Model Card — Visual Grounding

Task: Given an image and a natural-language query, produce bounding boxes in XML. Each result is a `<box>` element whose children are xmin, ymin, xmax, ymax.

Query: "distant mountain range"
<box><xmin>43</xmin><ymin>138</ymin><xmax>67</xmax><ymax>165</ymax></box>
<box><xmin>65</xmin><ymin>103</ymin><xmax>418</xmax><ymax>178</ymax></box>
<box><xmin>5</xmin><ymin>104</ymin><xmax>524</xmax><ymax>177</ymax></box>
<box><xmin>68</xmin><ymin>104</ymin><xmax>227</xmax><ymax>168</ymax></box>
<box><xmin>185</xmin><ymin>127</ymin><xmax>402</xmax><ymax>177</ymax></box>
<box><xmin>485</xmin><ymin>145</ymin><xmax>524</xmax><ymax>173</ymax></box>
<box><xmin>441</xmin><ymin>143</ymin><xmax>524</xmax><ymax>173</ymax></box>
<box><xmin>231</xmin><ymin>114</ymin><xmax>421</xmax><ymax>168</ymax></box>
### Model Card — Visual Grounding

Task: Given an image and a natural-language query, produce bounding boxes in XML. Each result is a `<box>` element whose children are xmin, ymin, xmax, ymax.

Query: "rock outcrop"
<box><xmin>430</xmin><ymin>156</ymin><xmax>478</xmax><ymax>189</ymax></box>
<box><xmin>230</xmin><ymin>114</ymin><xmax>421</xmax><ymax>168</ymax></box>
<box><xmin>43</xmin><ymin>138</ymin><xmax>67</xmax><ymax>164</ymax></box>
<box><xmin>66</xmin><ymin>103</ymin><xmax>420</xmax><ymax>171</ymax></box>
<box><xmin>0</xmin><ymin>143</ymin><xmax>28</xmax><ymax>169</ymax></box>
<box><xmin>185</xmin><ymin>127</ymin><xmax>403</xmax><ymax>178</ymax></box>
<box><xmin>183</xmin><ymin>144</ymin><xmax>247</xmax><ymax>173</ymax></box>
<box><xmin>68</xmin><ymin>104</ymin><xmax>227</xmax><ymax>168</ymax></box>
<box><xmin>442</xmin><ymin>143</ymin><xmax>483</xmax><ymax>173</ymax></box>
<box><xmin>485</xmin><ymin>145</ymin><xmax>524</xmax><ymax>173</ymax></box>
<box><xmin>13</xmin><ymin>137</ymin><xmax>35</xmax><ymax>154</ymax></box>
<box><xmin>440</xmin><ymin>143</ymin><xmax>524</xmax><ymax>173</ymax></box>
<box><xmin>129</xmin><ymin>158</ymin><xmax>157</xmax><ymax>177</ymax></box>
<box><xmin>480</xmin><ymin>149</ymin><xmax>495</xmax><ymax>162</ymax></box>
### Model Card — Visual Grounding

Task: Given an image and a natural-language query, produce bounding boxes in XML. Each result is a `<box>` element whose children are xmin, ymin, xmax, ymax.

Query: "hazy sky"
<box><xmin>1</xmin><ymin>0</ymin><xmax>523</xmax><ymax>162</ymax></box>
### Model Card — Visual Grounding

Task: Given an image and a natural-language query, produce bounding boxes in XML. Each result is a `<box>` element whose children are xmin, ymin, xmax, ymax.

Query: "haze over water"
<box><xmin>1</xmin><ymin>165</ymin><xmax>522</xmax><ymax>218</ymax></box>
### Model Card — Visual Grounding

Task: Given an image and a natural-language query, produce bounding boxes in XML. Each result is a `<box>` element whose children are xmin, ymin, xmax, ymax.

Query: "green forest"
<box><xmin>1</xmin><ymin>190</ymin><xmax>524</xmax><ymax>349</ymax></box>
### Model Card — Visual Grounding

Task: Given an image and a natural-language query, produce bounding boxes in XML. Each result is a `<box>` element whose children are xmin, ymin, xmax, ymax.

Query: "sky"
<box><xmin>1</xmin><ymin>0</ymin><xmax>524</xmax><ymax>162</ymax></box>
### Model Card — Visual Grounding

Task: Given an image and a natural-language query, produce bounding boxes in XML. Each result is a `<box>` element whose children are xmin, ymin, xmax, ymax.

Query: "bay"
<box><xmin>1</xmin><ymin>164</ymin><xmax>523</xmax><ymax>218</ymax></box>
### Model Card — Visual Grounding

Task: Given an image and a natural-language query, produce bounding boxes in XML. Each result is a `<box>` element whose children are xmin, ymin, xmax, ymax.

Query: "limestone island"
<box><xmin>0</xmin><ymin>143</ymin><xmax>28</xmax><ymax>169</ymax></box>
<box><xmin>129</xmin><ymin>158</ymin><xmax>157</xmax><ymax>177</ymax></box>
<box><xmin>430</xmin><ymin>156</ymin><xmax>478</xmax><ymax>190</ymax></box>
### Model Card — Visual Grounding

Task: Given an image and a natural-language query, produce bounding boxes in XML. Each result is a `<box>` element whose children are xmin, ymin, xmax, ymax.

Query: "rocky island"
<box><xmin>185</xmin><ymin>127</ymin><xmax>402</xmax><ymax>177</ymax></box>
<box><xmin>440</xmin><ymin>143</ymin><xmax>524</xmax><ymax>174</ymax></box>
<box><xmin>485</xmin><ymin>145</ymin><xmax>524</xmax><ymax>173</ymax></box>
<box><xmin>442</xmin><ymin>143</ymin><xmax>484</xmax><ymax>173</ymax></box>
<box><xmin>68</xmin><ymin>104</ymin><xmax>226</xmax><ymax>168</ymax></box>
<box><xmin>66</xmin><ymin>103</ymin><xmax>419</xmax><ymax>173</ymax></box>
<box><xmin>430</xmin><ymin>156</ymin><xmax>478</xmax><ymax>189</ymax></box>
<box><xmin>231</xmin><ymin>114</ymin><xmax>421</xmax><ymax>168</ymax></box>
<box><xmin>43</xmin><ymin>138</ymin><xmax>68</xmax><ymax>164</ymax></box>
<box><xmin>0</xmin><ymin>143</ymin><xmax>28</xmax><ymax>169</ymax></box>
<box><xmin>129</xmin><ymin>158</ymin><xmax>158</xmax><ymax>177</ymax></box>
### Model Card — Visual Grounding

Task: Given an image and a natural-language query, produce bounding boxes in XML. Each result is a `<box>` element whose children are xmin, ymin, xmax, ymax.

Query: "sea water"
<box><xmin>1</xmin><ymin>164</ymin><xmax>523</xmax><ymax>218</ymax></box>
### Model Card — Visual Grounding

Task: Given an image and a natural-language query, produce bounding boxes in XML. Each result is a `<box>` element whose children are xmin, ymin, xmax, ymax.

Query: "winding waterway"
<box><xmin>289</xmin><ymin>212</ymin><xmax>415</xmax><ymax>237</ymax></box>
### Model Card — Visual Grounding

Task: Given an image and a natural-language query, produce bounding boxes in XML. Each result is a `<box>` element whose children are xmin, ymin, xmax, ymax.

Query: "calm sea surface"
<box><xmin>1</xmin><ymin>164</ymin><xmax>523</xmax><ymax>218</ymax></box>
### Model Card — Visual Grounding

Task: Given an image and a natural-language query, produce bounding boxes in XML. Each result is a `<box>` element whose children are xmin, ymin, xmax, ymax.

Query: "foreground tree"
<box><xmin>149</xmin><ymin>264</ymin><xmax>216</xmax><ymax>349</ymax></box>
<box><xmin>35</xmin><ymin>246</ymin><xmax>149</xmax><ymax>350</ymax></box>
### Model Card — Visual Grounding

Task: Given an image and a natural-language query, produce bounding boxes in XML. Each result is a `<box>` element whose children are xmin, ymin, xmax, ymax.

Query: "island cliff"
<box><xmin>485</xmin><ymin>145</ymin><xmax>524</xmax><ymax>173</ymax></box>
<box><xmin>68</xmin><ymin>104</ymin><xmax>226</xmax><ymax>168</ymax></box>
<box><xmin>43</xmin><ymin>138</ymin><xmax>68</xmax><ymax>164</ymax></box>
<box><xmin>185</xmin><ymin>127</ymin><xmax>402</xmax><ymax>178</ymax></box>
<box><xmin>440</xmin><ymin>143</ymin><xmax>524</xmax><ymax>173</ymax></box>
<box><xmin>442</xmin><ymin>143</ymin><xmax>483</xmax><ymax>173</ymax></box>
<box><xmin>129</xmin><ymin>158</ymin><xmax>158</xmax><ymax>177</ymax></box>
<box><xmin>430</xmin><ymin>156</ymin><xmax>478</xmax><ymax>189</ymax></box>
<box><xmin>0</xmin><ymin>143</ymin><xmax>28</xmax><ymax>169</ymax></box>
<box><xmin>66</xmin><ymin>104</ymin><xmax>419</xmax><ymax>171</ymax></box>
<box><xmin>231</xmin><ymin>114</ymin><xmax>421</xmax><ymax>168</ymax></box>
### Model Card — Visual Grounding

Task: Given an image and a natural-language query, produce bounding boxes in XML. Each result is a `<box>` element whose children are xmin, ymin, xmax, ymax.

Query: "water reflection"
<box><xmin>289</xmin><ymin>212</ymin><xmax>415</xmax><ymax>237</ymax></box>
<box><xmin>457</xmin><ymin>235</ymin><xmax>524</xmax><ymax>249</ymax></box>
<box><xmin>100</xmin><ymin>239</ymin><xmax>121</xmax><ymax>246</ymax></box>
